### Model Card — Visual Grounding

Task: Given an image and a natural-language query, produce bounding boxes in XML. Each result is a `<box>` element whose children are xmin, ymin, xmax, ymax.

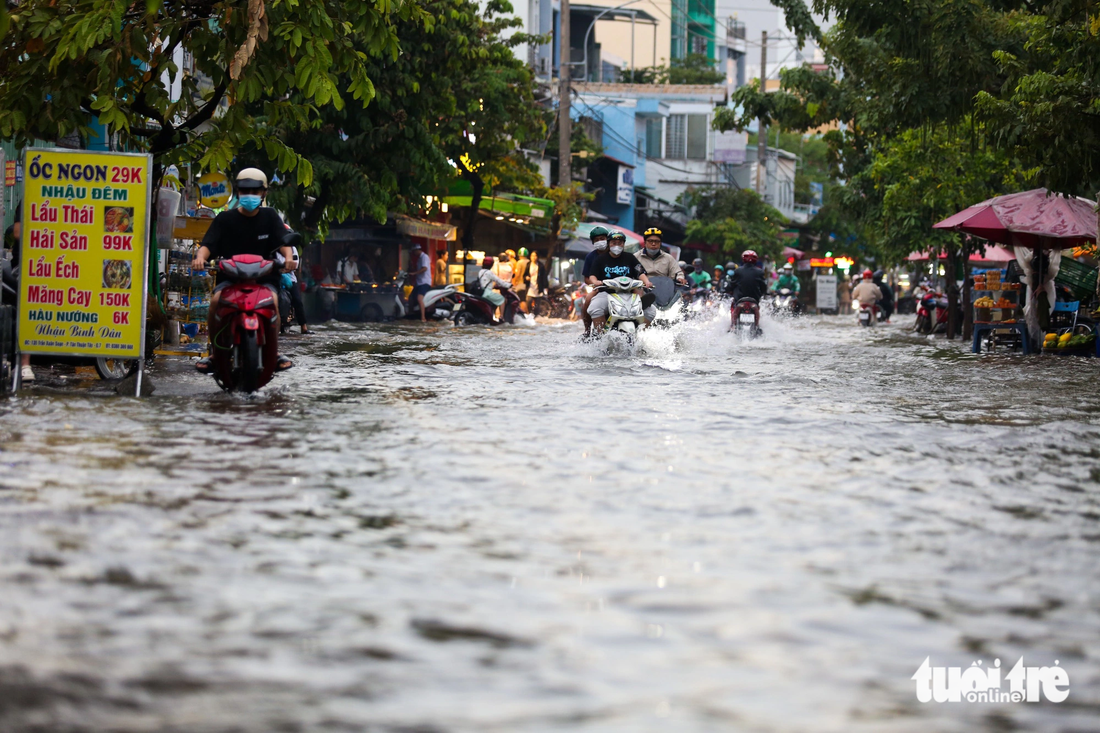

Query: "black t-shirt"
<box><xmin>200</xmin><ymin>207</ymin><xmax>287</xmax><ymax>260</ymax></box>
<box><xmin>725</xmin><ymin>265</ymin><xmax>768</xmax><ymax>301</ymax></box>
<box><xmin>589</xmin><ymin>251</ymin><xmax>645</xmax><ymax>282</ymax></box>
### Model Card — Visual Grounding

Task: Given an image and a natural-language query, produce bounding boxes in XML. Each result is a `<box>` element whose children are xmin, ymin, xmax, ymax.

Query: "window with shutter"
<box><xmin>665</xmin><ymin>114</ymin><xmax>686</xmax><ymax>159</ymax></box>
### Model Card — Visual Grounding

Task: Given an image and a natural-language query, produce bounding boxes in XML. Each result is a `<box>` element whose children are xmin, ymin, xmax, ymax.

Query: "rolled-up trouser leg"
<box><xmin>643</xmin><ymin>305</ymin><xmax>656</xmax><ymax>322</ymax></box>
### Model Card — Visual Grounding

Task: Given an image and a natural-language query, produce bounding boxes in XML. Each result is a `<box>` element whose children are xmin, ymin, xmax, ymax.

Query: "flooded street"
<box><xmin>1</xmin><ymin>312</ymin><xmax>1098</xmax><ymax>732</ymax></box>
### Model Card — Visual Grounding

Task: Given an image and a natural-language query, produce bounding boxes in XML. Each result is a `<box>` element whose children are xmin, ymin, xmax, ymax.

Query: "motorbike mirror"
<box><xmin>682</xmin><ymin>265</ymin><xmax>695</xmax><ymax>276</ymax></box>
<box><xmin>282</xmin><ymin>230</ymin><xmax>304</xmax><ymax>248</ymax></box>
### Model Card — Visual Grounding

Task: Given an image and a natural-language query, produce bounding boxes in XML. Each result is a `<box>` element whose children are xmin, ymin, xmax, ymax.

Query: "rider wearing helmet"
<box><xmin>580</xmin><ymin>225</ymin><xmax>611</xmax><ymax>336</ymax></box>
<box><xmin>192</xmin><ymin>168</ymin><xmax>297</xmax><ymax>372</ymax></box>
<box><xmin>723</xmin><ymin>249</ymin><xmax>768</xmax><ymax>303</ymax></box>
<box><xmin>513</xmin><ymin>247</ymin><xmax>531</xmax><ymax>308</ymax></box>
<box><xmin>771</xmin><ymin>262</ymin><xmax>801</xmax><ymax>294</ymax></box>
<box><xmin>586</xmin><ymin>230</ymin><xmax>654</xmax><ymax>330</ymax></box>
<box><xmin>688</xmin><ymin>257</ymin><xmax>712</xmax><ymax>289</ymax></box>
<box><xmin>852</xmin><ymin>268</ymin><xmax>883</xmax><ymax>310</ymax></box>
<box><xmin>872</xmin><ymin>269</ymin><xmax>894</xmax><ymax>322</ymax></box>
<box><xmin>636</xmin><ymin>227</ymin><xmax>686</xmax><ymax>284</ymax></box>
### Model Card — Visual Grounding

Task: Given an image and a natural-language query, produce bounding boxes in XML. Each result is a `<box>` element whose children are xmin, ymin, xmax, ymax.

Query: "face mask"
<box><xmin>239</xmin><ymin>194</ymin><xmax>262</xmax><ymax>211</ymax></box>
<box><xmin>610</xmin><ymin>244</ymin><xmax>624</xmax><ymax>256</ymax></box>
<box><xmin>594</xmin><ymin>240</ymin><xmax>608</xmax><ymax>251</ymax></box>
<box><xmin>646</xmin><ymin>245</ymin><xmax>661</xmax><ymax>255</ymax></box>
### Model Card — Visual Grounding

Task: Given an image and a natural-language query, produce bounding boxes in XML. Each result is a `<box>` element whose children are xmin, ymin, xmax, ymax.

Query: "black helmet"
<box><xmin>873</xmin><ymin>269</ymin><xmax>885</xmax><ymax>280</ymax></box>
<box><xmin>725</xmin><ymin>261</ymin><xmax>737</xmax><ymax>270</ymax></box>
<box><xmin>692</xmin><ymin>258</ymin><xmax>704</xmax><ymax>268</ymax></box>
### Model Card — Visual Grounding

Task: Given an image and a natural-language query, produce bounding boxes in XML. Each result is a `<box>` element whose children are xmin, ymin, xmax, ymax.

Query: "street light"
<box><xmin>577</xmin><ymin>0</ymin><xmax>641</xmax><ymax>82</ymax></box>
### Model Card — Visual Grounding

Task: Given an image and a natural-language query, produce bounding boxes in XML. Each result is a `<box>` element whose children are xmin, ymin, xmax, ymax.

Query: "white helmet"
<box><xmin>782</xmin><ymin>262</ymin><xmax>793</xmax><ymax>272</ymax></box>
<box><xmin>236</xmin><ymin>168</ymin><xmax>268</xmax><ymax>190</ymax></box>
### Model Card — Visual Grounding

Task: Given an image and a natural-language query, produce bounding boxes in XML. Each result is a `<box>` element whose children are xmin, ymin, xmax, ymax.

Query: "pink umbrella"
<box><xmin>782</xmin><ymin>245</ymin><xmax>806</xmax><ymax>260</ymax></box>
<box><xmin>933</xmin><ymin>188</ymin><xmax>1097</xmax><ymax>248</ymax></box>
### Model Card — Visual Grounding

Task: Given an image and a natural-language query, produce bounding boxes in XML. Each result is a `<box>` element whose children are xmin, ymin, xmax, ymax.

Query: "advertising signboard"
<box><xmin>18</xmin><ymin>149</ymin><xmax>151</xmax><ymax>361</ymax></box>
<box><xmin>817</xmin><ymin>274</ymin><xmax>838</xmax><ymax>311</ymax></box>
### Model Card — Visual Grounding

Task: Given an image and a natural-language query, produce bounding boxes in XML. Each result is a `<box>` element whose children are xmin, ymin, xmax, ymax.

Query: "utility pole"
<box><xmin>559</xmin><ymin>0</ymin><xmax>572</xmax><ymax>189</ymax></box>
<box><xmin>756</xmin><ymin>30</ymin><xmax>767</xmax><ymax>199</ymax></box>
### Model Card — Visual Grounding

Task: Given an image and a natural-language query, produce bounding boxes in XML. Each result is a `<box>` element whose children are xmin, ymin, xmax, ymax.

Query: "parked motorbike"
<box><xmin>600</xmin><ymin>276</ymin><xmax>649</xmax><ymax>344</ymax></box>
<box><xmin>451</xmin><ymin>283</ymin><xmax>521</xmax><ymax>326</ymax></box>
<box><xmin>529</xmin><ymin>280</ymin><xmax>575</xmax><ymax>319</ymax></box>
<box><xmin>914</xmin><ymin>290</ymin><xmax>954</xmax><ymax>334</ymax></box>
<box><xmin>202</xmin><ymin>254</ymin><xmax>284</xmax><ymax>393</ymax></box>
<box><xmin>730</xmin><ymin>297</ymin><xmax>763</xmax><ymax>338</ymax></box>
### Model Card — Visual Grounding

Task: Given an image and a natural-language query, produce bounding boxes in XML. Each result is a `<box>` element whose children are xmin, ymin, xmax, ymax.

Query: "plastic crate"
<box><xmin>1055</xmin><ymin>257</ymin><xmax>1098</xmax><ymax>301</ymax></box>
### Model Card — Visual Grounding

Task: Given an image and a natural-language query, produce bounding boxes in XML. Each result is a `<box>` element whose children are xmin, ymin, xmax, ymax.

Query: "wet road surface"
<box><xmin>1</xmin><ymin>311</ymin><xmax>1098</xmax><ymax>732</ymax></box>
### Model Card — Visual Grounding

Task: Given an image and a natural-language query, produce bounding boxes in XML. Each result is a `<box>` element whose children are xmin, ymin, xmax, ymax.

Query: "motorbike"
<box><xmin>767</xmin><ymin>287</ymin><xmax>801</xmax><ymax>316</ymax></box>
<box><xmin>451</xmin><ymin>282</ymin><xmax>521</xmax><ymax>326</ymax></box>
<box><xmin>914</xmin><ymin>289</ymin><xmax>953</xmax><ymax>335</ymax></box>
<box><xmin>599</xmin><ymin>276</ymin><xmax>649</xmax><ymax>344</ymax></box>
<box><xmin>529</xmin><ymin>279</ymin><xmax>575</xmax><ymax>319</ymax></box>
<box><xmin>403</xmin><ymin>277</ymin><xmax>459</xmax><ymax>321</ymax></box>
<box><xmin>201</xmin><ymin>254</ymin><xmax>284</xmax><ymax>393</ymax></box>
<box><xmin>857</xmin><ymin>301</ymin><xmax>878</xmax><ymax>327</ymax></box>
<box><xmin>648</xmin><ymin>276</ymin><xmax>690</xmax><ymax>326</ymax></box>
<box><xmin>730</xmin><ymin>297</ymin><xmax>763</xmax><ymax>338</ymax></box>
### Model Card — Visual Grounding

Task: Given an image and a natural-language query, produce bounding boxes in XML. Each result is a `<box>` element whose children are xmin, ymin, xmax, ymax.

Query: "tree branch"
<box><xmin>181</xmin><ymin>79</ymin><xmax>229</xmax><ymax>131</ymax></box>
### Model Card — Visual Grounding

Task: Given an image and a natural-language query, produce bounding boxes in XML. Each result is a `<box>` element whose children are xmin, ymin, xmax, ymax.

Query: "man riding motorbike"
<box><xmin>688</xmin><ymin>258</ymin><xmax>712</xmax><ymax>289</ymax></box>
<box><xmin>586</xmin><ymin>231</ymin><xmax>654</xmax><ymax>332</ymax></box>
<box><xmin>771</xmin><ymin>262</ymin><xmax>801</xmax><ymax>294</ymax></box>
<box><xmin>852</xmin><ymin>269</ymin><xmax>883</xmax><ymax>315</ymax></box>
<box><xmin>873</xmin><ymin>269</ymin><xmax>894</xmax><ymax>322</ymax></box>
<box><xmin>635</xmin><ymin>228</ymin><xmax>686</xmax><ymax>284</ymax></box>
<box><xmin>192</xmin><ymin>168</ymin><xmax>296</xmax><ymax>373</ymax></box>
<box><xmin>580</xmin><ymin>225</ymin><xmax>610</xmax><ymax>337</ymax></box>
<box><xmin>724</xmin><ymin>250</ymin><xmax>768</xmax><ymax>314</ymax></box>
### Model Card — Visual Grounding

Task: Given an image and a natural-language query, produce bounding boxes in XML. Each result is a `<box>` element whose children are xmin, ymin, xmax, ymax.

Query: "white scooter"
<box><xmin>601</xmin><ymin>276</ymin><xmax>648</xmax><ymax>345</ymax></box>
<box><xmin>396</xmin><ymin>270</ymin><xmax>459</xmax><ymax>320</ymax></box>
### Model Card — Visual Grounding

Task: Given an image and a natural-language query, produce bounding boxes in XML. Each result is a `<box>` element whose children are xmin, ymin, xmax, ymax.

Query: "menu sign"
<box><xmin>18</xmin><ymin>149</ymin><xmax>151</xmax><ymax>358</ymax></box>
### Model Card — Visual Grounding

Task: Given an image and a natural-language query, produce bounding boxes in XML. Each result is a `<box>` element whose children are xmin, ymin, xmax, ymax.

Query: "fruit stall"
<box><xmin>971</xmin><ymin>270</ymin><xmax>1029</xmax><ymax>352</ymax></box>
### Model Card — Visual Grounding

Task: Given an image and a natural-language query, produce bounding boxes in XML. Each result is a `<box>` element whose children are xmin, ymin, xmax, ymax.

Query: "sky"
<box><xmin>714</xmin><ymin>0</ymin><xmax>829</xmax><ymax>81</ymax></box>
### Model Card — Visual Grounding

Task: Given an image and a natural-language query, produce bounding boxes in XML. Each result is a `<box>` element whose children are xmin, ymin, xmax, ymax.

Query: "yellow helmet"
<box><xmin>643</xmin><ymin>227</ymin><xmax>662</xmax><ymax>238</ymax></box>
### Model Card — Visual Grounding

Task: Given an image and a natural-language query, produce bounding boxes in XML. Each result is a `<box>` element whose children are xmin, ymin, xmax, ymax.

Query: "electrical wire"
<box><xmin>573</xmin><ymin>93</ymin><xmax>741</xmax><ymax>180</ymax></box>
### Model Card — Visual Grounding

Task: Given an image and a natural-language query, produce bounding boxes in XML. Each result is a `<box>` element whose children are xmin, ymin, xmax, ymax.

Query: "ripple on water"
<box><xmin>0</xmin><ymin>313</ymin><xmax>1098</xmax><ymax>732</ymax></box>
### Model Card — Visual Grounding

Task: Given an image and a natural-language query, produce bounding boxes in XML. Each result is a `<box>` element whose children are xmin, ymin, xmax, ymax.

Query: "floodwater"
<box><xmin>1</xmin><ymin>309</ymin><xmax>1098</xmax><ymax>733</ymax></box>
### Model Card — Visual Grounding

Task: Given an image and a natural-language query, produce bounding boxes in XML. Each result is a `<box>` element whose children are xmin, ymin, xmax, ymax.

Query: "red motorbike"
<box><xmin>203</xmin><ymin>254</ymin><xmax>284</xmax><ymax>392</ymax></box>
<box><xmin>730</xmin><ymin>297</ymin><xmax>762</xmax><ymax>338</ymax></box>
<box><xmin>915</xmin><ymin>290</ymin><xmax>951</xmax><ymax>334</ymax></box>
<box><xmin>452</xmin><ymin>285</ymin><xmax>521</xmax><ymax>326</ymax></box>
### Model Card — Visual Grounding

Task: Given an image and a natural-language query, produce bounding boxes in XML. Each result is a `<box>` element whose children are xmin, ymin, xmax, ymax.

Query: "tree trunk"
<box><xmin>460</xmin><ymin>170</ymin><xmax>484</xmax><ymax>252</ymax></box>
<box><xmin>945</xmin><ymin>249</ymin><xmax>960</xmax><ymax>339</ymax></box>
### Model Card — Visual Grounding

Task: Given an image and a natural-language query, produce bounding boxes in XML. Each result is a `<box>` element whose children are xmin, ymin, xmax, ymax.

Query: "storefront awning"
<box><xmin>442</xmin><ymin>192</ymin><xmax>555</xmax><ymax>221</ymax></box>
<box><xmin>561</xmin><ymin>222</ymin><xmax>646</xmax><ymax>254</ymax></box>
<box><xmin>396</xmin><ymin>215</ymin><xmax>457</xmax><ymax>241</ymax></box>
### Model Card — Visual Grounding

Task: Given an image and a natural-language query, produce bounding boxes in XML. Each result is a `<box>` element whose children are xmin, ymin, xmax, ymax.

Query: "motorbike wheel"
<box><xmin>454</xmin><ymin>311</ymin><xmax>475</xmax><ymax>327</ymax></box>
<box><xmin>359</xmin><ymin>303</ymin><xmax>384</xmax><ymax>322</ymax></box>
<box><xmin>532</xmin><ymin>298</ymin><xmax>552</xmax><ymax>318</ymax></box>
<box><xmin>94</xmin><ymin>357</ymin><xmax>136</xmax><ymax>380</ymax></box>
<box><xmin>238</xmin><ymin>330</ymin><xmax>262</xmax><ymax>393</ymax></box>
